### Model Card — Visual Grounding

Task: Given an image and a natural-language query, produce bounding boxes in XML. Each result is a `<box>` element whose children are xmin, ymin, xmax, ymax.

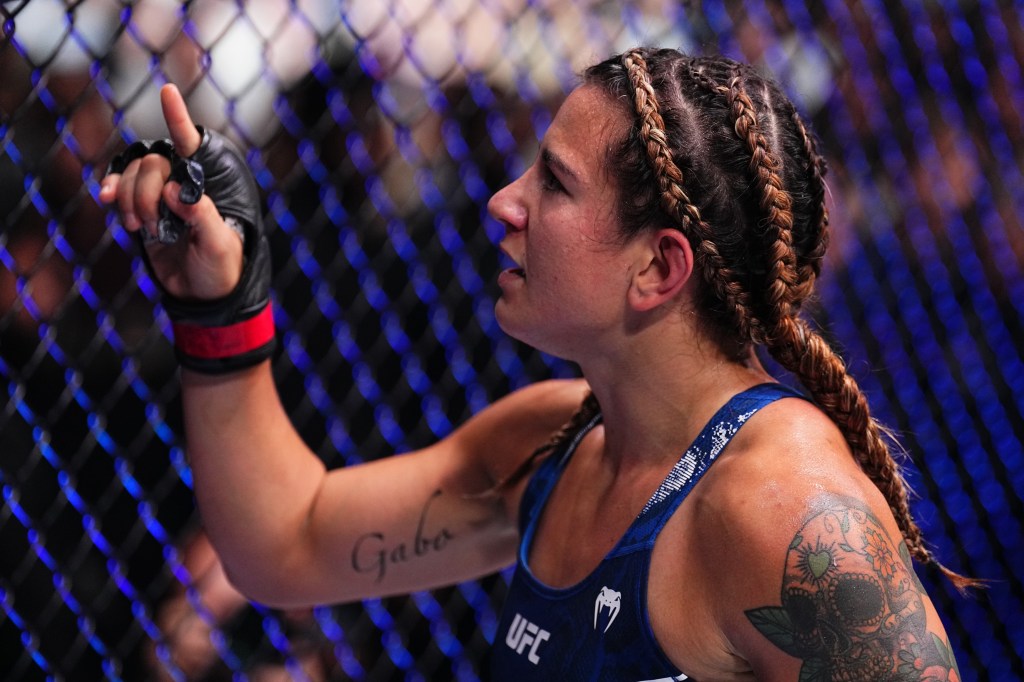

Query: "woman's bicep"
<box><xmin>254</xmin><ymin>378</ymin><xmax>589</xmax><ymax>607</ymax></box>
<box><xmin>292</xmin><ymin>446</ymin><xmax>518</xmax><ymax>605</ymax></box>
<box><xmin>729</xmin><ymin>493</ymin><xmax>962</xmax><ymax>681</ymax></box>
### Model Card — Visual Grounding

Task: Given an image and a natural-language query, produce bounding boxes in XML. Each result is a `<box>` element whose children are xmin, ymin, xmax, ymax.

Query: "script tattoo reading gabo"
<box><xmin>351</xmin><ymin>490</ymin><xmax>455</xmax><ymax>582</ymax></box>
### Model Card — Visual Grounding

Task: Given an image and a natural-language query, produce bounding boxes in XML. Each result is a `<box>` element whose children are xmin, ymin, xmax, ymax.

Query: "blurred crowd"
<box><xmin>2</xmin><ymin>1</ymin><xmax>1023</xmax><ymax>679</ymax></box>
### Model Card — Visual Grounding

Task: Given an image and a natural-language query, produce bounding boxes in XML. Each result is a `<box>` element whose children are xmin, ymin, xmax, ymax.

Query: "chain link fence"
<box><xmin>1</xmin><ymin>0</ymin><xmax>1023</xmax><ymax>680</ymax></box>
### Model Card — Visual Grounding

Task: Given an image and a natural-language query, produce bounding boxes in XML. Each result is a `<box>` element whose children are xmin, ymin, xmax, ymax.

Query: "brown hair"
<box><xmin>510</xmin><ymin>48</ymin><xmax>974</xmax><ymax>590</ymax></box>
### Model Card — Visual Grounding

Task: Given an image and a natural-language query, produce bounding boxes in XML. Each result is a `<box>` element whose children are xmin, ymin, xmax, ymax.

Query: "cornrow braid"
<box><xmin>621</xmin><ymin>50</ymin><xmax>763</xmax><ymax>344</ymax></box>
<box><xmin>722</xmin><ymin>72</ymin><xmax>800</xmax><ymax>322</ymax></box>
<box><xmin>686</xmin><ymin>61</ymin><xmax>824</xmax><ymax>312</ymax></box>
<box><xmin>789</xmin><ymin>108</ymin><xmax>830</xmax><ymax>302</ymax></box>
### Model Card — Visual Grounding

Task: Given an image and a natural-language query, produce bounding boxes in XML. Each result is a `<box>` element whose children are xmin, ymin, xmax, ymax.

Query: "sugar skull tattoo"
<box><xmin>745</xmin><ymin>502</ymin><xmax>961</xmax><ymax>681</ymax></box>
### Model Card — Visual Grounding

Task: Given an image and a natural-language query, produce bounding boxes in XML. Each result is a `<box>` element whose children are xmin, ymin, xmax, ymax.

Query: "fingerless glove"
<box><xmin>109</xmin><ymin>129</ymin><xmax>276</xmax><ymax>374</ymax></box>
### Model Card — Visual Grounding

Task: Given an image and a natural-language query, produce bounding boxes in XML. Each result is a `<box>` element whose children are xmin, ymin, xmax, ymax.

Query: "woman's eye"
<box><xmin>540</xmin><ymin>167</ymin><xmax>565</xmax><ymax>193</ymax></box>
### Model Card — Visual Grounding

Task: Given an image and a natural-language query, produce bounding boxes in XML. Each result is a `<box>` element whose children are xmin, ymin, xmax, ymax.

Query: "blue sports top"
<box><xmin>490</xmin><ymin>383</ymin><xmax>805</xmax><ymax>681</ymax></box>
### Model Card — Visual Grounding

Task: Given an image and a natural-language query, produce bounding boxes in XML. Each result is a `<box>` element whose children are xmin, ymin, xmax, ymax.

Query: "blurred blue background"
<box><xmin>1</xmin><ymin>1</ymin><xmax>1021</xmax><ymax>679</ymax></box>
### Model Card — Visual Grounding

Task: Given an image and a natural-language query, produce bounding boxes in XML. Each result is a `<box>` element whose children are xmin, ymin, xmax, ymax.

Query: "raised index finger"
<box><xmin>160</xmin><ymin>84</ymin><xmax>202</xmax><ymax>157</ymax></box>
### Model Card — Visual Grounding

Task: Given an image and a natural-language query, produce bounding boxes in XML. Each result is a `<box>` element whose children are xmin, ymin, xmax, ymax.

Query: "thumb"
<box><xmin>162</xmin><ymin>182</ymin><xmax>232</xmax><ymax>241</ymax></box>
<box><xmin>159</xmin><ymin>182</ymin><xmax>244</xmax><ymax>299</ymax></box>
<box><xmin>160</xmin><ymin>84</ymin><xmax>203</xmax><ymax>157</ymax></box>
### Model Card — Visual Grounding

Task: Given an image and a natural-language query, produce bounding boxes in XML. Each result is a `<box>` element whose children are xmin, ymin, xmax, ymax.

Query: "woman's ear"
<box><xmin>627</xmin><ymin>229</ymin><xmax>694</xmax><ymax>311</ymax></box>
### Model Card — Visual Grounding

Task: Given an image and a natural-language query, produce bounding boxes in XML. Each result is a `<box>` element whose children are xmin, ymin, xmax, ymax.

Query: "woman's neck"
<box><xmin>578</xmin><ymin>335</ymin><xmax>773</xmax><ymax>471</ymax></box>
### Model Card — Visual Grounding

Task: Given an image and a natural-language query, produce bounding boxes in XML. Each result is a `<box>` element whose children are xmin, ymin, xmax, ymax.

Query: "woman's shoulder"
<box><xmin>709</xmin><ymin>392</ymin><xmax>867</xmax><ymax>496</ymax></box>
<box><xmin>684</xmin><ymin>392</ymin><xmax>908</xmax><ymax>601</ymax></box>
<box><xmin>651</xmin><ymin>394</ymin><xmax>910</xmax><ymax>676</ymax></box>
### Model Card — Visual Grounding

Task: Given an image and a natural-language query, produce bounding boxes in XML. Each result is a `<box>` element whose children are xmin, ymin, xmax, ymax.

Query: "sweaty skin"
<box><xmin>100</xmin><ymin>83</ymin><xmax>960</xmax><ymax>680</ymax></box>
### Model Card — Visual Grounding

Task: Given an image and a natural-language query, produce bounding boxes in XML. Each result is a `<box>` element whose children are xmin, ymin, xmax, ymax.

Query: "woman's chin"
<box><xmin>493</xmin><ymin>299</ymin><xmax>520</xmax><ymax>338</ymax></box>
<box><xmin>495</xmin><ymin>305</ymin><xmax>578</xmax><ymax>363</ymax></box>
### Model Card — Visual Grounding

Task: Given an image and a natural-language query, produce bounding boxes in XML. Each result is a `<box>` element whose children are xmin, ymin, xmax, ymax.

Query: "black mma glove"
<box><xmin>108</xmin><ymin>128</ymin><xmax>276</xmax><ymax>374</ymax></box>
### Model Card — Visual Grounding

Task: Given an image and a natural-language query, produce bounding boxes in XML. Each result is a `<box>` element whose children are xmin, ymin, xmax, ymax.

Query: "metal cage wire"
<box><xmin>1</xmin><ymin>0</ymin><xmax>1023</xmax><ymax>680</ymax></box>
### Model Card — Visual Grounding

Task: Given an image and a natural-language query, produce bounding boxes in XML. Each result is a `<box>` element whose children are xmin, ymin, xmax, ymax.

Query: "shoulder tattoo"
<box><xmin>745</xmin><ymin>503</ymin><xmax>962</xmax><ymax>681</ymax></box>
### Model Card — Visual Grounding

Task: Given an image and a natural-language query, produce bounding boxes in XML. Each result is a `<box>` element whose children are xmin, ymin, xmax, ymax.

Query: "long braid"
<box><xmin>772</xmin><ymin>318</ymin><xmax>916</xmax><ymax>536</ymax></box>
<box><xmin>715</xmin><ymin>62</ymin><xmax>976</xmax><ymax>590</ymax></box>
<box><xmin>767</xmin><ymin>317</ymin><xmax>976</xmax><ymax>589</ymax></box>
<box><xmin>717</xmin><ymin>78</ymin><xmax>889</xmax><ymax>500</ymax></box>
<box><xmin>700</xmin><ymin>66</ymin><xmax>900</xmax><ymax>511</ymax></box>
<box><xmin>744</xmin><ymin>93</ymin><xmax>923</xmax><ymax>554</ymax></box>
<box><xmin>721</xmin><ymin>77</ymin><xmax>935</xmax><ymax>573</ymax></box>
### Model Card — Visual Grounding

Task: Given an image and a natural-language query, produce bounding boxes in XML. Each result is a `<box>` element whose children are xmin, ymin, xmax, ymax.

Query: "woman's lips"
<box><xmin>497</xmin><ymin>244</ymin><xmax>525</xmax><ymax>283</ymax></box>
<box><xmin>497</xmin><ymin>267</ymin><xmax>525</xmax><ymax>287</ymax></box>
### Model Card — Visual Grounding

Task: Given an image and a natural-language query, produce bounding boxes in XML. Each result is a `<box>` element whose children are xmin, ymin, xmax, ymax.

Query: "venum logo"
<box><xmin>504</xmin><ymin>612</ymin><xmax>550</xmax><ymax>664</ymax></box>
<box><xmin>594</xmin><ymin>586</ymin><xmax>621</xmax><ymax>632</ymax></box>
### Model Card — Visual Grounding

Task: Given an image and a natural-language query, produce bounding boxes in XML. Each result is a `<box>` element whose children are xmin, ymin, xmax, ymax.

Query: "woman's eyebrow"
<box><xmin>541</xmin><ymin>148</ymin><xmax>579</xmax><ymax>184</ymax></box>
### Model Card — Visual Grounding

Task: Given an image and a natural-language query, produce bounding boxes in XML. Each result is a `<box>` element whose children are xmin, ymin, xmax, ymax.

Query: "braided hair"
<box><xmin>513</xmin><ymin>47</ymin><xmax>972</xmax><ymax>589</ymax></box>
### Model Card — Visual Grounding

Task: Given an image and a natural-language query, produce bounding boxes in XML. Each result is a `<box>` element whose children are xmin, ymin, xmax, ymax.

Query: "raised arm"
<box><xmin>99</xmin><ymin>85</ymin><xmax>587</xmax><ymax>607</ymax></box>
<box><xmin>179</xmin><ymin>365</ymin><xmax>583</xmax><ymax>607</ymax></box>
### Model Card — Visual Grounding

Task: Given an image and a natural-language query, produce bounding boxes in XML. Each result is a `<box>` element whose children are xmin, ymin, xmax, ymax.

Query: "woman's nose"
<box><xmin>487</xmin><ymin>176</ymin><xmax>527</xmax><ymax>232</ymax></box>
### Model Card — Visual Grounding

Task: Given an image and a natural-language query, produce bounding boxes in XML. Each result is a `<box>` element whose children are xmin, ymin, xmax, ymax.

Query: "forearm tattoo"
<box><xmin>351</xmin><ymin>490</ymin><xmax>455</xmax><ymax>582</ymax></box>
<box><xmin>745</xmin><ymin>503</ymin><xmax>961</xmax><ymax>680</ymax></box>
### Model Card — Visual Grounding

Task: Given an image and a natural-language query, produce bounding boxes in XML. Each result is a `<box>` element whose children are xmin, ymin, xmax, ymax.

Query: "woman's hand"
<box><xmin>99</xmin><ymin>84</ymin><xmax>243</xmax><ymax>301</ymax></box>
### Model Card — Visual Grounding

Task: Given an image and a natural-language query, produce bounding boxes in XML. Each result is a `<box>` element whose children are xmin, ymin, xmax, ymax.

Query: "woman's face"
<box><xmin>488</xmin><ymin>85</ymin><xmax>648</xmax><ymax>360</ymax></box>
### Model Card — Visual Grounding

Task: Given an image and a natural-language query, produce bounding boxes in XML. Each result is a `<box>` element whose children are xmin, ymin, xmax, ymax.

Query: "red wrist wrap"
<box><xmin>172</xmin><ymin>303</ymin><xmax>275</xmax><ymax>360</ymax></box>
